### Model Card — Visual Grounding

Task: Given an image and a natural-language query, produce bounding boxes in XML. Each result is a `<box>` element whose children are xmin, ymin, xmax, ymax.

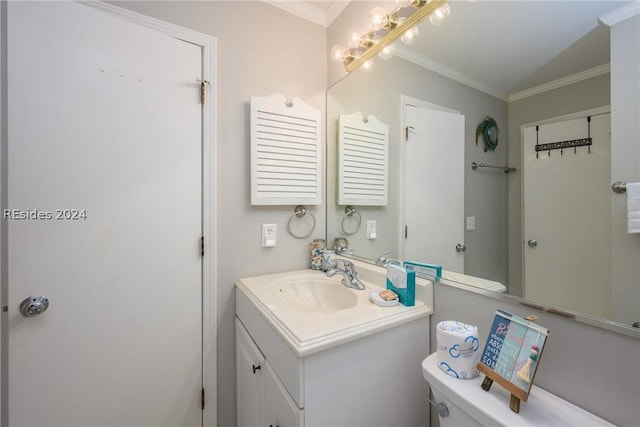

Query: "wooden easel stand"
<box><xmin>477</xmin><ymin>363</ymin><xmax>528</xmax><ymax>413</ymax></box>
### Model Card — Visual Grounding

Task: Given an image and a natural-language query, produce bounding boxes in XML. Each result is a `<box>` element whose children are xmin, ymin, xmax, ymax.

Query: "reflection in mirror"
<box><xmin>326</xmin><ymin>0</ymin><xmax>639</xmax><ymax>335</ymax></box>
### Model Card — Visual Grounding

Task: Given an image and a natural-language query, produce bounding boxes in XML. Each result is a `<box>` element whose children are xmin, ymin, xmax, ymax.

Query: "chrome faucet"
<box><xmin>323</xmin><ymin>258</ymin><xmax>366</xmax><ymax>290</ymax></box>
<box><xmin>375</xmin><ymin>253</ymin><xmax>402</xmax><ymax>267</ymax></box>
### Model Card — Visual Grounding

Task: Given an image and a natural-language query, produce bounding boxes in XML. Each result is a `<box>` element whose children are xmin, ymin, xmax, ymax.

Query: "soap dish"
<box><xmin>369</xmin><ymin>290</ymin><xmax>399</xmax><ymax>307</ymax></box>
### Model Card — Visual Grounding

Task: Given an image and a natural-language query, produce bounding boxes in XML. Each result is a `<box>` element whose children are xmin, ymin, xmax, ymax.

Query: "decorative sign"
<box><xmin>477</xmin><ymin>309</ymin><xmax>549</xmax><ymax>413</ymax></box>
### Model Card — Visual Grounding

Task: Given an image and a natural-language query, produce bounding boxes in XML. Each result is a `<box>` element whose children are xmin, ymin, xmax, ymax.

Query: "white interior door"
<box><xmin>403</xmin><ymin>104</ymin><xmax>465</xmax><ymax>271</ymax></box>
<box><xmin>7</xmin><ymin>2</ymin><xmax>204</xmax><ymax>425</ymax></box>
<box><xmin>523</xmin><ymin>113</ymin><xmax>611</xmax><ymax>318</ymax></box>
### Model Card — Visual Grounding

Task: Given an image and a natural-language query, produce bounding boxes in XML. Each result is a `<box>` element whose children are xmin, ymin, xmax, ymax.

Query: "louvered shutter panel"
<box><xmin>251</xmin><ymin>94</ymin><xmax>321</xmax><ymax>205</ymax></box>
<box><xmin>338</xmin><ymin>112</ymin><xmax>389</xmax><ymax>206</ymax></box>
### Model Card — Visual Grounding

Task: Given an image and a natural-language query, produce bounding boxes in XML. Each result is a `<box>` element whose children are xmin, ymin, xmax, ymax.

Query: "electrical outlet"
<box><xmin>466</xmin><ymin>216</ymin><xmax>476</xmax><ymax>231</ymax></box>
<box><xmin>262</xmin><ymin>224</ymin><xmax>277</xmax><ymax>247</ymax></box>
<box><xmin>366</xmin><ymin>220</ymin><xmax>377</xmax><ymax>239</ymax></box>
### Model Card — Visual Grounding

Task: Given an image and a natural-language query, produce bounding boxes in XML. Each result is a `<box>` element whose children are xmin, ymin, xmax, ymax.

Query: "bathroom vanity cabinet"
<box><xmin>236</xmin><ymin>318</ymin><xmax>302</xmax><ymax>427</ymax></box>
<box><xmin>236</xmin><ymin>283</ymin><xmax>431</xmax><ymax>427</ymax></box>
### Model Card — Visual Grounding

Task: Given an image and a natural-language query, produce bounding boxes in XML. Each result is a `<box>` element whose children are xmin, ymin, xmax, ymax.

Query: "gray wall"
<box><xmin>110</xmin><ymin>2</ymin><xmax>327</xmax><ymax>426</ymax></box>
<box><xmin>506</xmin><ymin>73</ymin><xmax>611</xmax><ymax>297</ymax></box>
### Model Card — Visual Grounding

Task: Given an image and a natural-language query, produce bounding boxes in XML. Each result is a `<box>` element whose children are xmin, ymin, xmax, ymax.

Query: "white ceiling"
<box><xmin>269</xmin><ymin>0</ymin><xmax>638</xmax><ymax>100</ymax></box>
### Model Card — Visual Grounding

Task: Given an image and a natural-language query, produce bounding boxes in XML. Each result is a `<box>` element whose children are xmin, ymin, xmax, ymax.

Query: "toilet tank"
<box><xmin>422</xmin><ymin>353</ymin><xmax>614</xmax><ymax>426</ymax></box>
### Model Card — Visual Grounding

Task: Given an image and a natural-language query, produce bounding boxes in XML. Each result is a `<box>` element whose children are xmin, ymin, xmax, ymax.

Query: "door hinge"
<box><xmin>201</xmin><ymin>388</ymin><xmax>205</xmax><ymax>410</ymax></box>
<box><xmin>405</xmin><ymin>125</ymin><xmax>415</xmax><ymax>141</ymax></box>
<box><xmin>404</xmin><ymin>225</ymin><xmax>408</xmax><ymax>238</ymax></box>
<box><xmin>200</xmin><ymin>236</ymin><xmax>205</xmax><ymax>257</ymax></box>
<box><xmin>198</xmin><ymin>79</ymin><xmax>210</xmax><ymax>105</ymax></box>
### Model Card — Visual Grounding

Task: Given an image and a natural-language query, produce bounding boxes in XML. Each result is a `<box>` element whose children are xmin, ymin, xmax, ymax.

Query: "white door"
<box><xmin>403</xmin><ymin>104</ymin><xmax>465</xmax><ymax>271</ymax></box>
<box><xmin>523</xmin><ymin>113</ymin><xmax>611</xmax><ymax>318</ymax></box>
<box><xmin>7</xmin><ymin>2</ymin><xmax>204</xmax><ymax>425</ymax></box>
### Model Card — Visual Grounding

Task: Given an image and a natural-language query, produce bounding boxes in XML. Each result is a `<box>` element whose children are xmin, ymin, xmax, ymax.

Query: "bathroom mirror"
<box><xmin>326</xmin><ymin>0</ymin><xmax>639</xmax><ymax>336</ymax></box>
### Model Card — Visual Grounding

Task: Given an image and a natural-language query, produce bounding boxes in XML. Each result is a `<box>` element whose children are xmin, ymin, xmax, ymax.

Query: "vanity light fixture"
<box><xmin>331</xmin><ymin>0</ymin><xmax>450</xmax><ymax>72</ymax></box>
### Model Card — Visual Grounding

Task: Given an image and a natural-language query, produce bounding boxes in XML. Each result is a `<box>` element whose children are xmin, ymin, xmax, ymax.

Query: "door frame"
<box><xmin>0</xmin><ymin>2</ymin><xmax>218</xmax><ymax>425</ymax></box>
<box><xmin>519</xmin><ymin>105</ymin><xmax>610</xmax><ymax>293</ymax></box>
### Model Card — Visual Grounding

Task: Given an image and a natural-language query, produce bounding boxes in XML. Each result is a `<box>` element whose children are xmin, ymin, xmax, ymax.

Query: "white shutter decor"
<box><xmin>338</xmin><ymin>112</ymin><xmax>389</xmax><ymax>206</ymax></box>
<box><xmin>251</xmin><ymin>93</ymin><xmax>321</xmax><ymax>206</ymax></box>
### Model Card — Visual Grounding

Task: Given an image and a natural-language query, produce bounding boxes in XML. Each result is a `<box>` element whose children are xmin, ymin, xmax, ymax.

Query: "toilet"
<box><xmin>422</xmin><ymin>353</ymin><xmax>614</xmax><ymax>426</ymax></box>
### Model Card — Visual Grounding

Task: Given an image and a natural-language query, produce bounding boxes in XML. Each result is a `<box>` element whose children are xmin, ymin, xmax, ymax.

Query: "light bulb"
<box><xmin>401</xmin><ymin>25</ymin><xmax>419</xmax><ymax>45</ymax></box>
<box><xmin>378</xmin><ymin>44</ymin><xmax>395</xmax><ymax>60</ymax></box>
<box><xmin>362</xmin><ymin>59</ymin><xmax>374</xmax><ymax>71</ymax></box>
<box><xmin>369</xmin><ymin>7</ymin><xmax>388</xmax><ymax>30</ymax></box>
<box><xmin>429</xmin><ymin>3</ymin><xmax>450</xmax><ymax>26</ymax></box>
<box><xmin>348</xmin><ymin>27</ymin><xmax>362</xmax><ymax>47</ymax></box>
<box><xmin>330</xmin><ymin>45</ymin><xmax>346</xmax><ymax>63</ymax></box>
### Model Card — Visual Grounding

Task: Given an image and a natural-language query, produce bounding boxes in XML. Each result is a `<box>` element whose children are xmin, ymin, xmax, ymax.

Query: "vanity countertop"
<box><xmin>236</xmin><ymin>259</ymin><xmax>433</xmax><ymax>356</ymax></box>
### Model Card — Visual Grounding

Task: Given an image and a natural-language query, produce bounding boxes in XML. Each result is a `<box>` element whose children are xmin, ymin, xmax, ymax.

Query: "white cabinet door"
<box><xmin>236</xmin><ymin>319</ymin><xmax>266</xmax><ymax>427</ymax></box>
<box><xmin>264</xmin><ymin>363</ymin><xmax>304</xmax><ymax>427</ymax></box>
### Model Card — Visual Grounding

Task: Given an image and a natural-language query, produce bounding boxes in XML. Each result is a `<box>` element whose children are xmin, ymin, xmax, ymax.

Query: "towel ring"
<box><xmin>340</xmin><ymin>205</ymin><xmax>362</xmax><ymax>236</ymax></box>
<box><xmin>287</xmin><ymin>205</ymin><xmax>316</xmax><ymax>239</ymax></box>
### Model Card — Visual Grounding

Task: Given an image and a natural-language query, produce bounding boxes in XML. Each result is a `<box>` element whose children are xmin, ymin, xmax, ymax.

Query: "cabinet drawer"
<box><xmin>236</xmin><ymin>290</ymin><xmax>304</xmax><ymax>408</ymax></box>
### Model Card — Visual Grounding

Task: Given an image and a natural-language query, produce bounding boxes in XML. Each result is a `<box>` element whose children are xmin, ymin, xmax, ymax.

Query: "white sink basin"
<box><xmin>271</xmin><ymin>279</ymin><xmax>358</xmax><ymax>313</ymax></box>
<box><xmin>236</xmin><ymin>260</ymin><xmax>434</xmax><ymax>356</ymax></box>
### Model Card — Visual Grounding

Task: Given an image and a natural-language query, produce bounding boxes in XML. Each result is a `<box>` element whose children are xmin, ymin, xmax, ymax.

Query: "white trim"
<box><xmin>508</xmin><ymin>64</ymin><xmax>611</xmax><ymax>103</ymax></box>
<box><xmin>261</xmin><ymin>0</ymin><xmax>351</xmax><ymax>27</ymax></box>
<box><xmin>325</xmin><ymin>1</ymin><xmax>351</xmax><ymax>26</ymax></box>
<box><xmin>395</xmin><ymin>46</ymin><xmax>611</xmax><ymax>104</ymax></box>
<box><xmin>394</xmin><ymin>45</ymin><xmax>510</xmax><ymax>102</ymax></box>
<box><xmin>599</xmin><ymin>1</ymin><xmax>640</xmax><ymax>26</ymax></box>
<box><xmin>0</xmin><ymin>1</ymin><xmax>5</xmax><ymax>424</ymax></box>
<box><xmin>263</xmin><ymin>0</ymin><xmax>330</xmax><ymax>26</ymax></box>
<box><xmin>401</xmin><ymin>94</ymin><xmax>460</xmax><ymax>114</ymax></box>
<box><xmin>83</xmin><ymin>2</ymin><xmax>218</xmax><ymax>425</ymax></box>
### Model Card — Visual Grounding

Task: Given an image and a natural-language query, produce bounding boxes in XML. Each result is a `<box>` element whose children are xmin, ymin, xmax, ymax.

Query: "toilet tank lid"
<box><xmin>422</xmin><ymin>353</ymin><xmax>614</xmax><ymax>426</ymax></box>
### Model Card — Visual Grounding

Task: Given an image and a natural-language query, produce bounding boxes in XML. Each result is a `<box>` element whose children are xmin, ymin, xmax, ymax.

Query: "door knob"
<box><xmin>528</xmin><ymin>239</ymin><xmax>538</xmax><ymax>248</ymax></box>
<box><xmin>19</xmin><ymin>295</ymin><xmax>50</xmax><ymax>318</ymax></box>
<box><xmin>455</xmin><ymin>243</ymin><xmax>466</xmax><ymax>253</ymax></box>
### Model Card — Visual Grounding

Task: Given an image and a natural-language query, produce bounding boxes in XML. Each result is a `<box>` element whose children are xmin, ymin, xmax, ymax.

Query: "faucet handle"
<box><xmin>322</xmin><ymin>256</ymin><xmax>337</xmax><ymax>271</ymax></box>
<box><xmin>342</xmin><ymin>260</ymin><xmax>357</xmax><ymax>275</ymax></box>
<box><xmin>376</xmin><ymin>253</ymin><xmax>392</xmax><ymax>266</ymax></box>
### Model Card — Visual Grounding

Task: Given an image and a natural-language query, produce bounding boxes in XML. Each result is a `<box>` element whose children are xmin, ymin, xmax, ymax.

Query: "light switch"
<box><xmin>466</xmin><ymin>216</ymin><xmax>476</xmax><ymax>231</ymax></box>
<box><xmin>367</xmin><ymin>220</ymin><xmax>377</xmax><ymax>239</ymax></box>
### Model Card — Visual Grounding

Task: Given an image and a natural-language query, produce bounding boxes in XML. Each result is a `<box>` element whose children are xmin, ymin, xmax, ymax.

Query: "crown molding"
<box><xmin>263</xmin><ymin>1</ymin><xmax>351</xmax><ymax>27</ymax></box>
<box><xmin>393</xmin><ymin>45</ymin><xmax>509</xmax><ymax>102</ymax></box>
<box><xmin>394</xmin><ymin>46</ymin><xmax>611</xmax><ymax>104</ymax></box>
<box><xmin>599</xmin><ymin>1</ymin><xmax>640</xmax><ymax>26</ymax></box>
<box><xmin>508</xmin><ymin>64</ymin><xmax>610</xmax><ymax>102</ymax></box>
<box><xmin>325</xmin><ymin>1</ymin><xmax>351</xmax><ymax>26</ymax></box>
